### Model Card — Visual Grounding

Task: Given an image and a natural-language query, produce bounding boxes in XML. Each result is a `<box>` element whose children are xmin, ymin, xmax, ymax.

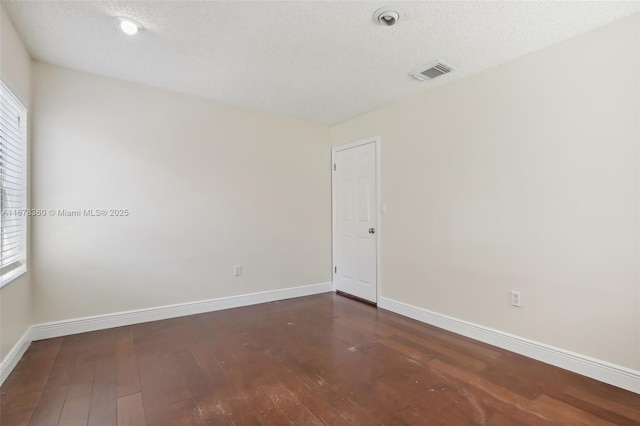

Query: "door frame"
<box><xmin>331</xmin><ymin>136</ymin><xmax>381</xmax><ymax>303</ymax></box>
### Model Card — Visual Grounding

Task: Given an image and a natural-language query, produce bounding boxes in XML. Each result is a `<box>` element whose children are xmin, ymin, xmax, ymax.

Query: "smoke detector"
<box><xmin>373</xmin><ymin>7</ymin><xmax>400</xmax><ymax>26</ymax></box>
<box><xmin>410</xmin><ymin>60</ymin><xmax>455</xmax><ymax>81</ymax></box>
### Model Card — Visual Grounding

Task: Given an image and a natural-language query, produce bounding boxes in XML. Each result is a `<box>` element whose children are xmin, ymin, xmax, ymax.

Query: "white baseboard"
<box><xmin>0</xmin><ymin>282</ymin><xmax>332</xmax><ymax>386</ymax></box>
<box><xmin>32</xmin><ymin>282</ymin><xmax>333</xmax><ymax>341</ymax></box>
<box><xmin>5</xmin><ymin>286</ymin><xmax>637</xmax><ymax>394</ymax></box>
<box><xmin>0</xmin><ymin>328</ymin><xmax>33</xmax><ymax>385</ymax></box>
<box><xmin>378</xmin><ymin>297</ymin><xmax>640</xmax><ymax>394</ymax></box>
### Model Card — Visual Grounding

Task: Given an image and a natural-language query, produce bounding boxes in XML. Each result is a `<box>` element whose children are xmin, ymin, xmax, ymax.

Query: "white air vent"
<box><xmin>410</xmin><ymin>60</ymin><xmax>455</xmax><ymax>82</ymax></box>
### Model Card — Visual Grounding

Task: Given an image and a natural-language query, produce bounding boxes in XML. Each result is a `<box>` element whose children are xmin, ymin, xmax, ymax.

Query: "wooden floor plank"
<box><xmin>0</xmin><ymin>338</ymin><xmax>63</xmax><ymax>426</ymax></box>
<box><xmin>136</xmin><ymin>351</ymin><xmax>192</xmax><ymax>424</ymax></box>
<box><xmin>166</xmin><ymin>398</ymin><xmax>207</xmax><ymax>426</ymax></box>
<box><xmin>565</xmin><ymin>385</ymin><xmax>640</xmax><ymax>421</ymax></box>
<box><xmin>116</xmin><ymin>392</ymin><xmax>145</xmax><ymax>426</ymax></box>
<box><xmin>57</xmin><ymin>358</ymin><xmax>95</xmax><ymax>426</ymax></box>
<box><xmin>115</xmin><ymin>330</ymin><xmax>140</xmax><ymax>398</ymax></box>
<box><xmin>0</xmin><ymin>293</ymin><xmax>636</xmax><ymax>425</ymax></box>
<box><xmin>174</xmin><ymin>350</ymin><xmax>215</xmax><ymax>398</ymax></box>
<box><xmin>88</xmin><ymin>356</ymin><xmax>117</xmax><ymax>426</ymax></box>
<box><xmin>26</xmin><ymin>339</ymin><xmax>77</xmax><ymax>426</ymax></box>
<box><xmin>428</xmin><ymin>357</ymin><xmax>618</xmax><ymax>425</ymax></box>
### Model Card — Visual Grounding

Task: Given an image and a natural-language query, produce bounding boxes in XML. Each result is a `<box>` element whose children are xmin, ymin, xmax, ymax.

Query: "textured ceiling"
<box><xmin>3</xmin><ymin>1</ymin><xmax>639</xmax><ymax>125</ymax></box>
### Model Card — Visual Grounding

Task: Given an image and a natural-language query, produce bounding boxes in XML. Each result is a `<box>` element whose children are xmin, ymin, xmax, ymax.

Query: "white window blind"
<box><xmin>0</xmin><ymin>80</ymin><xmax>27</xmax><ymax>287</ymax></box>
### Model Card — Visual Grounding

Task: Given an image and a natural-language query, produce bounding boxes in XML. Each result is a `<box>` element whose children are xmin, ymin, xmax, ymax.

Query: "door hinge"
<box><xmin>333</xmin><ymin>164</ymin><xmax>336</xmax><ymax>171</ymax></box>
<box><xmin>334</xmin><ymin>266</ymin><xmax>337</xmax><ymax>273</ymax></box>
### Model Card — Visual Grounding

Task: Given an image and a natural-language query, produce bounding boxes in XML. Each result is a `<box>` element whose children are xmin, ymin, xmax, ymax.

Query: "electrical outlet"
<box><xmin>233</xmin><ymin>264</ymin><xmax>242</xmax><ymax>276</ymax></box>
<box><xmin>510</xmin><ymin>291</ymin><xmax>522</xmax><ymax>307</ymax></box>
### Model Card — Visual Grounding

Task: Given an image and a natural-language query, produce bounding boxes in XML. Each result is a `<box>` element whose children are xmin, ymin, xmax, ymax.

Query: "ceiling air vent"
<box><xmin>410</xmin><ymin>60</ymin><xmax>455</xmax><ymax>82</ymax></box>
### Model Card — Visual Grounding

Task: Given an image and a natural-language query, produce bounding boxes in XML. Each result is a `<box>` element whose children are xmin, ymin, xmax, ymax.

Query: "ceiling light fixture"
<box><xmin>373</xmin><ymin>7</ymin><xmax>400</xmax><ymax>26</ymax></box>
<box><xmin>118</xmin><ymin>17</ymin><xmax>142</xmax><ymax>35</ymax></box>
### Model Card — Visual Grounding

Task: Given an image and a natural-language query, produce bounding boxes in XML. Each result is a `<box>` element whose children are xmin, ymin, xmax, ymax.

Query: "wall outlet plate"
<box><xmin>510</xmin><ymin>290</ymin><xmax>522</xmax><ymax>307</ymax></box>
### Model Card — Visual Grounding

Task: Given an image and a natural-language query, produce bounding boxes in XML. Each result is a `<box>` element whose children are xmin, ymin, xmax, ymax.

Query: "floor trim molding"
<box><xmin>378</xmin><ymin>296</ymin><xmax>640</xmax><ymax>394</ymax></box>
<box><xmin>0</xmin><ymin>328</ymin><xmax>33</xmax><ymax>386</ymax></box>
<box><xmin>0</xmin><ymin>282</ymin><xmax>332</xmax><ymax>385</ymax></box>
<box><xmin>31</xmin><ymin>282</ymin><xmax>333</xmax><ymax>341</ymax></box>
<box><xmin>5</xmin><ymin>287</ymin><xmax>637</xmax><ymax>394</ymax></box>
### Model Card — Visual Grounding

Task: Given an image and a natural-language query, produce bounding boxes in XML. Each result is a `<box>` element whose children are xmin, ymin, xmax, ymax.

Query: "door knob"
<box><xmin>369</xmin><ymin>228</ymin><xmax>376</xmax><ymax>234</ymax></box>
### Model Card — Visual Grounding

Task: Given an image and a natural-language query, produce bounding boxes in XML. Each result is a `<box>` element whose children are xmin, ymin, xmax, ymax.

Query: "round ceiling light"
<box><xmin>118</xmin><ymin>17</ymin><xmax>142</xmax><ymax>35</ymax></box>
<box><xmin>373</xmin><ymin>7</ymin><xmax>400</xmax><ymax>26</ymax></box>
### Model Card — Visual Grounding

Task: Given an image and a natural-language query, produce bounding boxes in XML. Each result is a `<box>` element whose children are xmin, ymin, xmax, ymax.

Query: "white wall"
<box><xmin>31</xmin><ymin>62</ymin><xmax>331</xmax><ymax>323</ymax></box>
<box><xmin>0</xmin><ymin>4</ymin><xmax>32</xmax><ymax>360</ymax></box>
<box><xmin>331</xmin><ymin>14</ymin><xmax>639</xmax><ymax>370</ymax></box>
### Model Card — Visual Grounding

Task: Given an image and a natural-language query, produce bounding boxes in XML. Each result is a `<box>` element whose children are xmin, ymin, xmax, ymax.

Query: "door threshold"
<box><xmin>336</xmin><ymin>290</ymin><xmax>377</xmax><ymax>307</ymax></box>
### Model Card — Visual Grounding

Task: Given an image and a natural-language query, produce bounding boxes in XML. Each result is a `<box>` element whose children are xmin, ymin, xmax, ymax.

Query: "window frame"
<box><xmin>0</xmin><ymin>80</ymin><xmax>28</xmax><ymax>288</ymax></box>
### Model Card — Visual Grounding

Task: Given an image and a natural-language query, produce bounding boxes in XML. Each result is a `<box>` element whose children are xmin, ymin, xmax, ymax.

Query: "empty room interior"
<box><xmin>0</xmin><ymin>1</ymin><xmax>639</xmax><ymax>425</ymax></box>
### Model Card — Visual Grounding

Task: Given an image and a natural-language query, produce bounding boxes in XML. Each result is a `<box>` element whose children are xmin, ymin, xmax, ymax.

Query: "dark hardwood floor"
<box><xmin>1</xmin><ymin>293</ymin><xmax>638</xmax><ymax>425</ymax></box>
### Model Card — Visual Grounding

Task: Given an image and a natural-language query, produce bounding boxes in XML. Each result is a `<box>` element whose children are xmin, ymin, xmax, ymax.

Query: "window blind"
<box><xmin>0</xmin><ymin>80</ymin><xmax>27</xmax><ymax>286</ymax></box>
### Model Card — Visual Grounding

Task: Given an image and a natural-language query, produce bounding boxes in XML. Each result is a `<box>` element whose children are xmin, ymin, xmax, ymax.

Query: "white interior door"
<box><xmin>333</xmin><ymin>140</ymin><xmax>377</xmax><ymax>303</ymax></box>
